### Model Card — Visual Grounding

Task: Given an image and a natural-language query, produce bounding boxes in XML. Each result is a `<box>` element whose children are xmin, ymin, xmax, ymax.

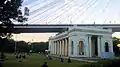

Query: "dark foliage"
<box><xmin>0</xmin><ymin>0</ymin><xmax>28</xmax><ymax>61</ymax></box>
<box><xmin>0</xmin><ymin>38</ymin><xmax>29</xmax><ymax>53</ymax></box>
<box><xmin>112</xmin><ymin>37</ymin><xmax>120</xmax><ymax>55</ymax></box>
<box><xmin>16</xmin><ymin>41</ymin><xmax>29</xmax><ymax>52</ymax></box>
<box><xmin>31</xmin><ymin>42</ymin><xmax>48</xmax><ymax>53</ymax></box>
<box><xmin>0</xmin><ymin>0</ymin><xmax>27</xmax><ymax>38</ymax></box>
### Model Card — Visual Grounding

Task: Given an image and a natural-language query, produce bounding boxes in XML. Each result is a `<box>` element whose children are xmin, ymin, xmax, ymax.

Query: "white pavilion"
<box><xmin>48</xmin><ymin>25</ymin><xmax>114</xmax><ymax>58</ymax></box>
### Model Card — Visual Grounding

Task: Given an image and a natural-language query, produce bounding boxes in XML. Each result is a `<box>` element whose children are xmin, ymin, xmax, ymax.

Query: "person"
<box><xmin>68</xmin><ymin>57</ymin><xmax>71</xmax><ymax>63</ymax></box>
<box><xmin>18</xmin><ymin>54</ymin><xmax>22</xmax><ymax>59</ymax></box>
<box><xmin>60</xmin><ymin>56</ymin><xmax>64</xmax><ymax>62</ymax></box>
<box><xmin>22</xmin><ymin>54</ymin><xmax>26</xmax><ymax>59</ymax></box>
<box><xmin>0</xmin><ymin>52</ymin><xmax>6</xmax><ymax>61</ymax></box>
<box><xmin>16</xmin><ymin>54</ymin><xmax>19</xmax><ymax>60</ymax></box>
<box><xmin>41</xmin><ymin>62</ymin><xmax>48</xmax><ymax>67</ymax></box>
<box><xmin>46</xmin><ymin>55</ymin><xmax>49</xmax><ymax>59</ymax></box>
<box><xmin>18</xmin><ymin>54</ymin><xmax>22</xmax><ymax>62</ymax></box>
<box><xmin>48</xmin><ymin>55</ymin><xmax>52</xmax><ymax>60</ymax></box>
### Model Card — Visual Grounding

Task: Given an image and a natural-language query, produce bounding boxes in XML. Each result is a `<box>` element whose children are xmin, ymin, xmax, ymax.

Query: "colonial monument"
<box><xmin>48</xmin><ymin>25</ymin><xmax>114</xmax><ymax>59</ymax></box>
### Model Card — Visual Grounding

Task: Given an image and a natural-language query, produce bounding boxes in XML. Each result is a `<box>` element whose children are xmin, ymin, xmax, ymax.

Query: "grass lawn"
<box><xmin>2</xmin><ymin>53</ymin><xmax>88</xmax><ymax>67</ymax></box>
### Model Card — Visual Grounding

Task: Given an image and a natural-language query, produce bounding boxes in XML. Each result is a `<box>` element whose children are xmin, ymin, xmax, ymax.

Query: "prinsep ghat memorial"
<box><xmin>48</xmin><ymin>25</ymin><xmax>115</xmax><ymax>59</ymax></box>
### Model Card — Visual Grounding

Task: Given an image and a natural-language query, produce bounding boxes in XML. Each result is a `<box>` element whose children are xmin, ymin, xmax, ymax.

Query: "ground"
<box><xmin>2</xmin><ymin>53</ymin><xmax>88</xmax><ymax>67</ymax></box>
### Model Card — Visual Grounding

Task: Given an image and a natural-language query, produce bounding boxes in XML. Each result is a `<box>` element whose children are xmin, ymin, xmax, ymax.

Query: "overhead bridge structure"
<box><xmin>0</xmin><ymin>24</ymin><xmax>120</xmax><ymax>33</ymax></box>
<box><xmin>1</xmin><ymin>24</ymin><xmax>119</xmax><ymax>59</ymax></box>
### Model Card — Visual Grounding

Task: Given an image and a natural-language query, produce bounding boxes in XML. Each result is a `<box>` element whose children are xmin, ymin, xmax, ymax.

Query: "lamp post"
<box><xmin>14</xmin><ymin>33</ymin><xmax>20</xmax><ymax>54</ymax></box>
<box><xmin>14</xmin><ymin>34</ymin><xmax>17</xmax><ymax>54</ymax></box>
<box><xmin>31</xmin><ymin>39</ymin><xmax>34</xmax><ymax>52</ymax></box>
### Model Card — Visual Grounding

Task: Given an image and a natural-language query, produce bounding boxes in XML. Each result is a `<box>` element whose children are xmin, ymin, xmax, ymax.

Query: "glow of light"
<box><xmin>117</xmin><ymin>44</ymin><xmax>120</xmax><ymax>48</ymax></box>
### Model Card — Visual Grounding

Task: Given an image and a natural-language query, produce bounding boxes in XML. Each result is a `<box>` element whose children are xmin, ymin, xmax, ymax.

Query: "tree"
<box><xmin>31</xmin><ymin>42</ymin><xmax>48</xmax><ymax>53</ymax></box>
<box><xmin>0</xmin><ymin>38</ymin><xmax>29</xmax><ymax>53</ymax></box>
<box><xmin>0</xmin><ymin>0</ymin><xmax>28</xmax><ymax>61</ymax></box>
<box><xmin>16</xmin><ymin>41</ymin><xmax>29</xmax><ymax>52</ymax></box>
<box><xmin>0</xmin><ymin>0</ymin><xmax>27</xmax><ymax>38</ymax></box>
<box><xmin>112</xmin><ymin>37</ymin><xmax>120</xmax><ymax>55</ymax></box>
<box><xmin>0</xmin><ymin>0</ymin><xmax>28</xmax><ymax>46</ymax></box>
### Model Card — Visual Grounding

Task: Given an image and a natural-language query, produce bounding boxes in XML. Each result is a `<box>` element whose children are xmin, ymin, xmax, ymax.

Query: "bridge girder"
<box><xmin>0</xmin><ymin>24</ymin><xmax>120</xmax><ymax>33</ymax></box>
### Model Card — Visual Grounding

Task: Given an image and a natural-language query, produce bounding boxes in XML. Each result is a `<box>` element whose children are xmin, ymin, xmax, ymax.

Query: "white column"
<box><xmin>64</xmin><ymin>39</ymin><xmax>65</xmax><ymax>56</ymax></box>
<box><xmin>57</xmin><ymin>41</ymin><xmax>59</xmax><ymax>55</ymax></box>
<box><xmin>65</xmin><ymin>38</ymin><xmax>68</xmax><ymax>56</ymax></box>
<box><xmin>109</xmin><ymin>38</ymin><xmax>113</xmax><ymax>52</ymax></box>
<box><xmin>55</xmin><ymin>41</ymin><xmax>57</xmax><ymax>54</ymax></box>
<box><xmin>67</xmin><ymin>38</ymin><xmax>69</xmax><ymax>56</ymax></box>
<box><xmin>84</xmin><ymin>37</ymin><xmax>88</xmax><ymax>57</ymax></box>
<box><xmin>50</xmin><ymin>41</ymin><xmax>52</xmax><ymax>54</ymax></box>
<box><xmin>54</xmin><ymin>41</ymin><xmax>55</xmax><ymax>54</ymax></box>
<box><xmin>59</xmin><ymin>40</ymin><xmax>60</xmax><ymax>55</ymax></box>
<box><xmin>58</xmin><ymin>41</ymin><xmax>60</xmax><ymax>55</ymax></box>
<box><xmin>97</xmin><ymin>36</ymin><xmax>101</xmax><ymax>57</ymax></box>
<box><xmin>54</xmin><ymin>41</ymin><xmax>56</xmax><ymax>54</ymax></box>
<box><xmin>52</xmin><ymin>41</ymin><xmax>54</xmax><ymax>54</ymax></box>
<box><xmin>62</xmin><ymin>39</ymin><xmax>65</xmax><ymax>55</ymax></box>
<box><xmin>51</xmin><ymin>41</ymin><xmax>53</xmax><ymax>54</ymax></box>
<box><xmin>68</xmin><ymin>38</ymin><xmax>71</xmax><ymax>56</ymax></box>
<box><xmin>56</xmin><ymin>41</ymin><xmax>58</xmax><ymax>55</ymax></box>
<box><xmin>60</xmin><ymin>40</ymin><xmax>61</xmax><ymax>55</ymax></box>
<box><xmin>61</xmin><ymin>40</ymin><xmax>63</xmax><ymax>55</ymax></box>
<box><xmin>88</xmin><ymin>36</ymin><xmax>92</xmax><ymax>57</ymax></box>
<box><xmin>101</xmin><ymin>36</ymin><xmax>105</xmax><ymax>52</ymax></box>
<box><xmin>48</xmin><ymin>40</ymin><xmax>51</xmax><ymax>54</ymax></box>
<box><xmin>53</xmin><ymin>41</ymin><xmax>55</xmax><ymax>54</ymax></box>
<box><xmin>53</xmin><ymin>42</ymin><xmax>54</xmax><ymax>54</ymax></box>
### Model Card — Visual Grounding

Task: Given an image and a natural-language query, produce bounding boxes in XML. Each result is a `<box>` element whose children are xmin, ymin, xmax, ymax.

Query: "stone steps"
<box><xmin>50</xmin><ymin>55</ymin><xmax>101</xmax><ymax>62</ymax></box>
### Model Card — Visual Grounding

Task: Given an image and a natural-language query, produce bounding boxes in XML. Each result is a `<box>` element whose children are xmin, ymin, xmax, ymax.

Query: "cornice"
<box><xmin>49</xmin><ymin>28</ymin><xmax>112</xmax><ymax>40</ymax></box>
<box><xmin>68</xmin><ymin>28</ymin><xmax>112</xmax><ymax>34</ymax></box>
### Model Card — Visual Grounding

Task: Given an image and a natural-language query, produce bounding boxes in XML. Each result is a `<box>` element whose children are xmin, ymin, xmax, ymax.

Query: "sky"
<box><xmin>12</xmin><ymin>33</ymin><xmax>57</xmax><ymax>42</ymax></box>
<box><xmin>12</xmin><ymin>0</ymin><xmax>120</xmax><ymax>42</ymax></box>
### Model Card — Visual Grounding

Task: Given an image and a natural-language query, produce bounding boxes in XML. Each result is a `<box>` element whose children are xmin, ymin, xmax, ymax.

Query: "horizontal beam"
<box><xmin>0</xmin><ymin>24</ymin><xmax>120</xmax><ymax>33</ymax></box>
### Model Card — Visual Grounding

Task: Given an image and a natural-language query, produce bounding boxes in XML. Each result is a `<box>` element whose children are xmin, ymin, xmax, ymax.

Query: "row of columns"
<box><xmin>50</xmin><ymin>38</ymin><xmax>69</xmax><ymax>56</ymax></box>
<box><xmin>50</xmin><ymin>35</ymin><xmax>103</xmax><ymax>57</ymax></box>
<box><xmin>87</xmin><ymin>35</ymin><xmax>113</xmax><ymax>57</ymax></box>
<box><xmin>49</xmin><ymin>35</ymin><xmax>114</xmax><ymax>58</ymax></box>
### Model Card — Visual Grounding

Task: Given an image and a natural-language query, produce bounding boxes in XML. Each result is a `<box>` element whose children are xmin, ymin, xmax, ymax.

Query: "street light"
<box><xmin>117</xmin><ymin>44</ymin><xmax>120</xmax><ymax>48</ymax></box>
<box><xmin>117</xmin><ymin>44</ymin><xmax>120</xmax><ymax>52</ymax></box>
<box><xmin>28</xmin><ymin>42</ymin><xmax>32</xmax><ymax>52</ymax></box>
<box><xmin>14</xmin><ymin>34</ymin><xmax>17</xmax><ymax>53</ymax></box>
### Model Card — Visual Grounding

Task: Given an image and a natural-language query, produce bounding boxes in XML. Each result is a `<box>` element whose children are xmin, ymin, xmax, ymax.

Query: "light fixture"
<box><xmin>117</xmin><ymin>44</ymin><xmax>120</xmax><ymax>48</ymax></box>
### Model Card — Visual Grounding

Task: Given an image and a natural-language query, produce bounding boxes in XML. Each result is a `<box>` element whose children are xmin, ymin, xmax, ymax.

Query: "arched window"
<box><xmin>105</xmin><ymin>42</ymin><xmax>109</xmax><ymax>52</ymax></box>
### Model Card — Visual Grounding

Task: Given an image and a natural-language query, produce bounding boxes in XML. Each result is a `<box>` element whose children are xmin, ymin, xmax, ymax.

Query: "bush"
<box><xmin>111</xmin><ymin>59</ymin><xmax>120</xmax><ymax>67</ymax></box>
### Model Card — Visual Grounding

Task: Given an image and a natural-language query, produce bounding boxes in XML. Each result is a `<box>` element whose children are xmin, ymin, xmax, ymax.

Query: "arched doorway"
<box><xmin>91</xmin><ymin>36</ymin><xmax>98</xmax><ymax>57</ymax></box>
<box><xmin>79</xmin><ymin>41</ymin><xmax>84</xmax><ymax>55</ymax></box>
<box><xmin>105</xmin><ymin>42</ymin><xmax>109</xmax><ymax>52</ymax></box>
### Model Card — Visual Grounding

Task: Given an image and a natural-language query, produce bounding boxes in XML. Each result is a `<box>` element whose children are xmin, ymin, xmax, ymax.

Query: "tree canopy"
<box><xmin>0</xmin><ymin>0</ymin><xmax>27</xmax><ymax>38</ymax></box>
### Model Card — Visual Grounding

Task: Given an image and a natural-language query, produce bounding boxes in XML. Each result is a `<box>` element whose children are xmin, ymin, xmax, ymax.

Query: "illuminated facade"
<box><xmin>48</xmin><ymin>26</ymin><xmax>114</xmax><ymax>58</ymax></box>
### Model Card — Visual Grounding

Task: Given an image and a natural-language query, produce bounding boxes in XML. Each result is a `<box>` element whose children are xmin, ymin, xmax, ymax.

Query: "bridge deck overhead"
<box><xmin>0</xmin><ymin>24</ymin><xmax>120</xmax><ymax>33</ymax></box>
